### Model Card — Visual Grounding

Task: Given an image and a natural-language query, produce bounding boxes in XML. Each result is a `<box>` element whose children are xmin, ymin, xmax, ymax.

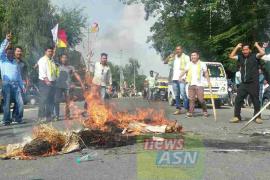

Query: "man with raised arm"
<box><xmin>145</xmin><ymin>70</ymin><xmax>159</xmax><ymax>100</ymax></box>
<box><xmin>0</xmin><ymin>33</ymin><xmax>25</xmax><ymax>126</ymax></box>
<box><xmin>229</xmin><ymin>42</ymin><xmax>265</xmax><ymax>124</ymax></box>
<box><xmin>167</xmin><ymin>46</ymin><xmax>190</xmax><ymax>115</ymax></box>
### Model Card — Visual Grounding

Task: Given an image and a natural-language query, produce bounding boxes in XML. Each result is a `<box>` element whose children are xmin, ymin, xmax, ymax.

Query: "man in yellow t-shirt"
<box><xmin>179</xmin><ymin>50</ymin><xmax>211</xmax><ymax>118</ymax></box>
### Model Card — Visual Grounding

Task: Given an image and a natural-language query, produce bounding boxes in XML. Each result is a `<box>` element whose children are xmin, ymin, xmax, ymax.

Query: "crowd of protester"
<box><xmin>0</xmin><ymin>33</ymin><xmax>113</xmax><ymax>125</ymax></box>
<box><xmin>1</xmin><ymin>32</ymin><xmax>269</xmax><ymax>125</ymax></box>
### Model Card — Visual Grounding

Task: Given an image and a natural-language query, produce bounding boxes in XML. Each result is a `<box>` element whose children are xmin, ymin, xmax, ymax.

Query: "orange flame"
<box><xmin>70</xmin><ymin>80</ymin><xmax>174</xmax><ymax>132</ymax></box>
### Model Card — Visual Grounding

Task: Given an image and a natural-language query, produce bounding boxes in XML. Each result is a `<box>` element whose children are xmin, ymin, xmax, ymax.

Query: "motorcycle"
<box><xmin>24</xmin><ymin>84</ymin><xmax>40</xmax><ymax>105</ymax></box>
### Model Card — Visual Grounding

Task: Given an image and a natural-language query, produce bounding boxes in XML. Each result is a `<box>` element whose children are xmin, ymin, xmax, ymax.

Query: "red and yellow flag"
<box><xmin>90</xmin><ymin>22</ymin><xmax>99</xmax><ymax>33</ymax></box>
<box><xmin>57</xmin><ymin>29</ymin><xmax>68</xmax><ymax>48</ymax></box>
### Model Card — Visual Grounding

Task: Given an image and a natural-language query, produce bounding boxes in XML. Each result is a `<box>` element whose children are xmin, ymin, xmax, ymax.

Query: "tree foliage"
<box><xmin>120</xmin><ymin>0</ymin><xmax>270</xmax><ymax>76</ymax></box>
<box><xmin>108</xmin><ymin>58</ymin><xmax>146</xmax><ymax>91</ymax></box>
<box><xmin>56</xmin><ymin>7</ymin><xmax>87</xmax><ymax>48</ymax></box>
<box><xmin>0</xmin><ymin>0</ymin><xmax>87</xmax><ymax>81</ymax></box>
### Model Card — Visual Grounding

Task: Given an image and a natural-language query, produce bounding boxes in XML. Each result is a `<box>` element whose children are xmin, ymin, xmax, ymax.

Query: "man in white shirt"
<box><xmin>145</xmin><ymin>70</ymin><xmax>159</xmax><ymax>100</ymax></box>
<box><xmin>262</xmin><ymin>79</ymin><xmax>269</xmax><ymax>95</ymax></box>
<box><xmin>180</xmin><ymin>50</ymin><xmax>211</xmax><ymax>118</ymax></box>
<box><xmin>235</xmin><ymin>67</ymin><xmax>241</xmax><ymax>89</ymax></box>
<box><xmin>92</xmin><ymin>53</ymin><xmax>112</xmax><ymax>100</ymax></box>
<box><xmin>171</xmin><ymin>46</ymin><xmax>190</xmax><ymax>115</ymax></box>
<box><xmin>261</xmin><ymin>41</ymin><xmax>270</xmax><ymax>61</ymax></box>
<box><xmin>37</xmin><ymin>47</ymin><xmax>59</xmax><ymax>121</ymax></box>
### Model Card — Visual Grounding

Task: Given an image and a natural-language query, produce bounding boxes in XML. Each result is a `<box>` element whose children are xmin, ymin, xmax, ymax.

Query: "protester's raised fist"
<box><xmin>6</xmin><ymin>33</ymin><xmax>12</xmax><ymax>41</ymax></box>
<box><xmin>236</xmin><ymin>43</ymin><xmax>242</xmax><ymax>49</ymax></box>
<box><xmin>169</xmin><ymin>53</ymin><xmax>175</xmax><ymax>58</ymax></box>
<box><xmin>254</xmin><ymin>42</ymin><xmax>259</xmax><ymax>47</ymax></box>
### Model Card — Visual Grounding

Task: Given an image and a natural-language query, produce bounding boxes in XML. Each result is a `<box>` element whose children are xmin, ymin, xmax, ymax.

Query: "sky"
<box><xmin>51</xmin><ymin>0</ymin><xmax>170</xmax><ymax>76</ymax></box>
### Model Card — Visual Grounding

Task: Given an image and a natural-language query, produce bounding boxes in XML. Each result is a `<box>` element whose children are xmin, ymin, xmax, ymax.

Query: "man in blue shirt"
<box><xmin>0</xmin><ymin>33</ymin><xmax>25</xmax><ymax>126</ymax></box>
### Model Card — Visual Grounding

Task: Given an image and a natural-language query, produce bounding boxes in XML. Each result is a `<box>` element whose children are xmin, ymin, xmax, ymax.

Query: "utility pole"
<box><xmin>119</xmin><ymin>49</ymin><xmax>123</xmax><ymax>89</ymax></box>
<box><xmin>84</xmin><ymin>23</ymin><xmax>98</xmax><ymax>73</ymax></box>
<box><xmin>88</xmin><ymin>24</ymin><xmax>90</xmax><ymax>56</ymax></box>
<box><xmin>133</xmin><ymin>61</ymin><xmax>136</xmax><ymax>92</ymax></box>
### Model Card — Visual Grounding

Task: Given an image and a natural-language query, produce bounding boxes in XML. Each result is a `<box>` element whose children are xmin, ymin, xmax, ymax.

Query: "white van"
<box><xmin>167</xmin><ymin>62</ymin><xmax>228</xmax><ymax>108</ymax></box>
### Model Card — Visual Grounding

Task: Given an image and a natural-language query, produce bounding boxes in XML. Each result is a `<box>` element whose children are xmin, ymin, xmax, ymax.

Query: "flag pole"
<box><xmin>53</xmin><ymin>40</ymin><xmax>57</xmax><ymax>59</ymax></box>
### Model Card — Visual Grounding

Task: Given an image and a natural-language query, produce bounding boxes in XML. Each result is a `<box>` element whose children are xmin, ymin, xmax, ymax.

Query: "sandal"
<box><xmin>186</xmin><ymin>112</ymin><xmax>193</xmax><ymax>118</ymax></box>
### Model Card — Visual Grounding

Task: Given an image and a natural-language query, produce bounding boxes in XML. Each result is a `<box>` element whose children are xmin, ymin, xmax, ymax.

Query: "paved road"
<box><xmin>0</xmin><ymin>98</ymin><xmax>270</xmax><ymax>180</ymax></box>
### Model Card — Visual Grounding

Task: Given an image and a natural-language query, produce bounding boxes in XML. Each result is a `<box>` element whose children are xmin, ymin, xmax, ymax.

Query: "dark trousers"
<box><xmin>38</xmin><ymin>80</ymin><xmax>55</xmax><ymax>119</ymax></box>
<box><xmin>54</xmin><ymin>88</ymin><xmax>70</xmax><ymax>118</ymax></box>
<box><xmin>2</xmin><ymin>83</ymin><xmax>24</xmax><ymax>124</ymax></box>
<box><xmin>234</xmin><ymin>82</ymin><xmax>260</xmax><ymax>120</ymax></box>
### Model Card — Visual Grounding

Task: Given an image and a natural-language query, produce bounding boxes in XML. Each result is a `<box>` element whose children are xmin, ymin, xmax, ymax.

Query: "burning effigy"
<box><xmin>0</xmin><ymin>85</ymin><xmax>182</xmax><ymax>160</ymax></box>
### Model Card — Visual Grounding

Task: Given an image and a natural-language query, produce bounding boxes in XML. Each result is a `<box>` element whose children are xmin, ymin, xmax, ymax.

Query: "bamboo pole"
<box><xmin>240</xmin><ymin>101</ymin><xmax>270</xmax><ymax>132</ymax></box>
<box><xmin>209</xmin><ymin>85</ymin><xmax>217</xmax><ymax>121</ymax></box>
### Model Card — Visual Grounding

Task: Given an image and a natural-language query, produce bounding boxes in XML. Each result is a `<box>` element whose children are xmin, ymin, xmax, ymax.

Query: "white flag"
<box><xmin>51</xmin><ymin>24</ymin><xmax>59</xmax><ymax>43</ymax></box>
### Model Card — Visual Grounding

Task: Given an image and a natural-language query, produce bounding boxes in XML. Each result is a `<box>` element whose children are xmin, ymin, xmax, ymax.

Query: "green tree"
<box><xmin>108</xmin><ymin>58</ymin><xmax>146</xmax><ymax>91</ymax></box>
<box><xmin>123</xmin><ymin>58</ymin><xmax>146</xmax><ymax>91</ymax></box>
<box><xmin>0</xmin><ymin>0</ymin><xmax>87</xmax><ymax>81</ymax></box>
<box><xmin>108</xmin><ymin>62</ymin><xmax>121</xmax><ymax>88</ymax></box>
<box><xmin>120</xmin><ymin>0</ymin><xmax>270</xmax><ymax>78</ymax></box>
<box><xmin>56</xmin><ymin>7</ymin><xmax>87</xmax><ymax>48</ymax></box>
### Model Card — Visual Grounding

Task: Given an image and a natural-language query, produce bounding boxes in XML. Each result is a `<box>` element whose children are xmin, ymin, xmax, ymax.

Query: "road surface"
<box><xmin>0</xmin><ymin>98</ymin><xmax>270</xmax><ymax>180</ymax></box>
